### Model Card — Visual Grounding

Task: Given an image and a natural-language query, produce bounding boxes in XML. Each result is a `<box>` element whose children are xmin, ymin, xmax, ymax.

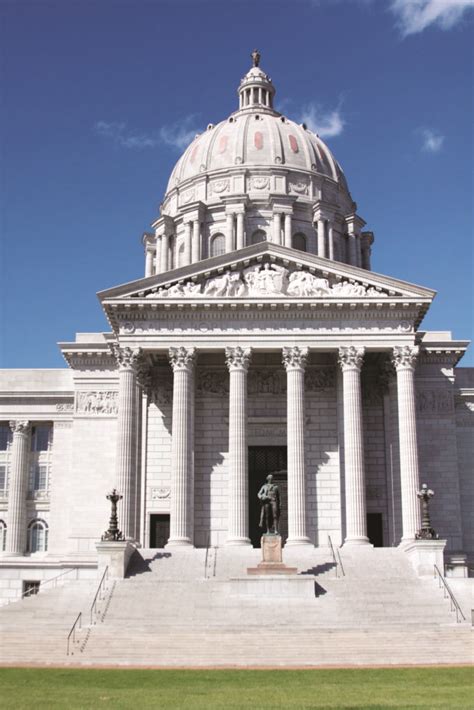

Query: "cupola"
<box><xmin>237</xmin><ymin>49</ymin><xmax>276</xmax><ymax>111</ymax></box>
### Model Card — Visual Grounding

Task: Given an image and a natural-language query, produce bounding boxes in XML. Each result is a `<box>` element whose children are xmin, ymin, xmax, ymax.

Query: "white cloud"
<box><xmin>298</xmin><ymin>103</ymin><xmax>345</xmax><ymax>138</ymax></box>
<box><xmin>419</xmin><ymin>127</ymin><xmax>445</xmax><ymax>152</ymax></box>
<box><xmin>390</xmin><ymin>0</ymin><xmax>474</xmax><ymax>36</ymax></box>
<box><xmin>159</xmin><ymin>114</ymin><xmax>202</xmax><ymax>151</ymax></box>
<box><xmin>94</xmin><ymin>121</ymin><xmax>160</xmax><ymax>149</ymax></box>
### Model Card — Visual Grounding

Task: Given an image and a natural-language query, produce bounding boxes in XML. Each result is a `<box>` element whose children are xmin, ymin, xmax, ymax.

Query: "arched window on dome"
<box><xmin>0</xmin><ymin>520</ymin><xmax>6</xmax><ymax>552</ymax></box>
<box><xmin>27</xmin><ymin>519</ymin><xmax>48</xmax><ymax>553</ymax></box>
<box><xmin>292</xmin><ymin>233</ymin><xmax>307</xmax><ymax>252</ymax></box>
<box><xmin>250</xmin><ymin>229</ymin><xmax>266</xmax><ymax>245</ymax></box>
<box><xmin>210</xmin><ymin>233</ymin><xmax>225</xmax><ymax>258</ymax></box>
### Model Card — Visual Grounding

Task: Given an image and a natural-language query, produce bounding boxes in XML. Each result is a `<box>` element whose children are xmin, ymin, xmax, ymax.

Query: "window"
<box><xmin>31</xmin><ymin>425</ymin><xmax>51</xmax><ymax>452</ymax></box>
<box><xmin>0</xmin><ymin>520</ymin><xmax>6</xmax><ymax>551</ymax></box>
<box><xmin>210</xmin><ymin>233</ymin><xmax>225</xmax><ymax>257</ymax></box>
<box><xmin>0</xmin><ymin>465</ymin><xmax>7</xmax><ymax>494</ymax></box>
<box><xmin>29</xmin><ymin>463</ymin><xmax>48</xmax><ymax>492</ymax></box>
<box><xmin>250</xmin><ymin>229</ymin><xmax>266</xmax><ymax>245</ymax></box>
<box><xmin>292</xmin><ymin>233</ymin><xmax>307</xmax><ymax>252</ymax></box>
<box><xmin>23</xmin><ymin>581</ymin><xmax>40</xmax><ymax>597</ymax></box>
<box><xmin>27</xmin><ymin>519</ymin><xmax>48</xmax><ymax>553</ymax></box>
<box><xmin>0</xmin><ymin>425</ymin><xmax>11</xmax><ymax>451</ymax></box>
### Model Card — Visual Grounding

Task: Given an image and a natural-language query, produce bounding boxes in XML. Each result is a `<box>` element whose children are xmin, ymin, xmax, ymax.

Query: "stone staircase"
<box><xmin>0</xmin><ymin>546</ymin><xmax>472</xmax><ymax>667</ymax></box>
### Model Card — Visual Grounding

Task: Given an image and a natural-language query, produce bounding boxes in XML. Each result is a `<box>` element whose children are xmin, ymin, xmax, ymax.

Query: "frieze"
<box><xmin>196</xmin><ymin>367</ymin><xmax>335</xmax><ymax>397</ymax></box>
<box><xmin>146</xmin><ymin>263</ymin><xmax>391</xmax><ymax>300</ymax></box>
<box><xmin>289</xmin><ymin>180</ymin><xmax>308</xmax><ymax>195</ymax></box>
<box><xmin>250</xmin><ymin>176</ymin><xmax>270</xmax><ymax>190</ymax></box>
<box><xmin>210</xmin><ymin>179</ymin><xmax>230</xmax><ymax>194</ymax></box>
<box><xmin>75</xmin><ymin>391</ymin><xmax>119</xmax><ymax>415</ymax></box>
<box><xmin>415</xmin><ymin>389</ymin><xmax>454</xmax><ymax>416</ymax></box>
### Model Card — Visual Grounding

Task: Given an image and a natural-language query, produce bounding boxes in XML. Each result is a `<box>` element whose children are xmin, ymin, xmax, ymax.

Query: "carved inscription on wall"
<box><xmin>415</xmin><ymin>389</ymin><xmax>454</xmax><ymax>416</ymax></box>
<box><xmin>75</xmin><ymin>391</ymin><xmax>118</xmax><ymax>415</ymax></box>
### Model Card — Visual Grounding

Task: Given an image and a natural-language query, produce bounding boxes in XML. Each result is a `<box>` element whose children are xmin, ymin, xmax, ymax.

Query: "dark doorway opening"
<box><xmin>367</xmin><ymin>512</ymin><xmax>384</xmax><ymax>547</ymax></box>
<box><xmin>149</xmin><ymin>514</ymin><xmax>170</xmax><ymax>548</ymax></box>
<box><xmin>248</xmin><ymin>446</ymin><xmax>287</xmax><ymax>548</ymax></box>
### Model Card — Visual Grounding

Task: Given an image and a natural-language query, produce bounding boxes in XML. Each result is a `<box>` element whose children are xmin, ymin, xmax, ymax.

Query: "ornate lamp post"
<box><xmin>415</xmin><ymin>484</ymin><xmax>438</xmax><ymax>540</ymax></box>
<box><xmin>101</xmin><ymin>489</ymin><xmax>125</xmax><ymax>541</ymax></box>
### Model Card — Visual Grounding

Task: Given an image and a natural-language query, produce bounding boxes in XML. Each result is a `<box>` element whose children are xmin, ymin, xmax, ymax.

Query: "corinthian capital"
<box><xmin>169</xmin><ymin>346</ymin><xmax>196</xmax><ymax>372</ymax></box>
<box><xmin>225</xmin><ymin>346</ymin><xmax>252</xmax><ymax>372</ymax></box>
<box><xmin>110</xmin><ymin>344</ymin><xmax>143</xmax><ymax>372</ymax></box>
<box><xmin>282</xmin><ymin>346</ymin><xmax>309</xmax><ymax>371</ymax></box>
<box><xmin>9</xmin><ymin>420</ymin><xmax>30</xmax><ymax>435</ymax></box>
<box><xmin>338</xmin><ymin>346</ymin><xmax>365</xmax><ymax>372</ymax></box>
<box><xmin>392</xmin><ymin>345</ymin><xmax>419</xmax><ymax>372</ymax></box>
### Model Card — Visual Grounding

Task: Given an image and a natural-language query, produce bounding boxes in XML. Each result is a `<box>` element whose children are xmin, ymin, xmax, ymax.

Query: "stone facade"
<box><xmin>0</xmin><ymin>57</ymin><xmax>472</xmax><ymax>601</ymax></box>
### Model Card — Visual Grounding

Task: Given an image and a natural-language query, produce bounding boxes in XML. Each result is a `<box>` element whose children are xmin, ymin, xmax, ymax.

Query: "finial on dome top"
<box><xmin>251</xmin><ymin>49</ymin><xmax>261</xmax><ymax>68</ymax></box>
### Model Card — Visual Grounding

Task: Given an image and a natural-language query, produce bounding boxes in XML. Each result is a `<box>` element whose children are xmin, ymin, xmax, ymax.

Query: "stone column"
<box><xmin>328</xmin><ymin>224</ymin><xmax>335</xmax><ymax>260</ymax></box>
<box><xmin>338</xmin><ymin>346</ymin><xmax>370</xmax><ymax>545</ymax></box>
<box><xmin>317</xmin><ymin>220</ymin><xmax>326</xmax><ymax>258</ymax></box>
<box><xmin>236</xmin><ymin>211</ymin><xmax>245</xmax><ymax>250</ymax></box>
<box><xmin>192</xmin><ymin>220</ymin><xmax>200</xmax><ymax>263</ymax></box>
<box><xmin>282</xmin><ymin>346</ymin><xmax>311</xmax><ymax>545</ymax></box>
<box><xmin>167</xmin><ymin>346</ymin><xmax>196</xmax><ymax>547</ymax></box>
<box><xmin>392</xmin><ymin>346</ymin><xmax>422</xmax><ymax>542</ymax></box>
<box><xmin>183</xmin><ymin>221</ymin><xmax>192</xmax><ymax>266</ymax></box>
<box><xmin>348</xmin><ymin>234</ymin><xmax>358</xmax><ymax>266</ymax></box>
<box><xmin>273</xmin><ymin>212</ymin><xmax>282</xmax><ymax>244</ymax></box>
<box><xmin>284</xmin><ymin>213</ymin><xmax>292</xmax><ymax>248</ymax></box>
<box><xmin>5</xmin><ymin>421</ymin><xmax>30</xmax><ymax>556</ymax></box>
<box><xmin>226</xmin><ymin>212</ymin><xmax>234</xmax><ymax>253</ymax></box>
<box><xmin>161</xmin><ymin>233</ymin><xmax>169</xmax><ymax>272</ymax></box>
<box><xmin>155</xmin><ymin>235</ymin><xmax>161</xmax><ymax>274</ymax></box>
<box><xmin>112</xmin><ymin>346</ymin><xmax>142</xmax><ymax>541</ymax></box>
<box><xmin>145</xmin><ymin>248</ymin><xmax>154</xmax><ymax>278</ymax></box>
<box><xmin>225</xmin><ymin>346</ymin><xmax>252</xmax><ymax>545</ymax></box>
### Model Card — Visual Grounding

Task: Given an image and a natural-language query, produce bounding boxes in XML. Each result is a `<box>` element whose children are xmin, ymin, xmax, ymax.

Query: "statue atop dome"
<box><xmin>251</xmin><ymin>49</ymin><xmax>261</xmax><ymax>67</ymax></box>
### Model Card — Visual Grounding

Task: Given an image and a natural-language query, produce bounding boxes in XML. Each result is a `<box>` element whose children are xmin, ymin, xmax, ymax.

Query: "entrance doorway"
<box><xmin>367</xmin><ymin>512</ymin><xmax>384</xmax><ymax>547</ymax></box>
<box><xmin>149</xmin><ymin>514</ymin><xmax>170</xmax><ymax>548</ymax></box>
<box><xmin>248</xmin><ymin>446</ymin><xmax>287</xmax><ymax>547</ymax></box>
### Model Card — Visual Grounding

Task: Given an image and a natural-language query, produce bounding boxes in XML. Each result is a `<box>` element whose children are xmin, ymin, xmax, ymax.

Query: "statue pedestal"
<box><xmin>96</xmin><ymin>540</ymin><xmax>136</xmax><ymax>579</ymax></box>
<box><xmin>401</xmin><ymin>539</ymin><xmax>446</xmax><ymax>577</ymax></box>
<box><xmin>247</xmin><ymin>534</ymin><xmax>297</xmax><ymax>575</ymax></box>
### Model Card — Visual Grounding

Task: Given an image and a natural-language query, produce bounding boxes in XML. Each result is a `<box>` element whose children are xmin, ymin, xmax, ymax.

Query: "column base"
<box><xmin>226</xmin><ymin>537</ymin><xmax>252</xmax><ymax>546</ymax></box>
<box><xmin>165</xmin><ymin>538</ymin><xmax>194</xmax><ymax>549</ymax></box>
<box><xmin>343</xmin><ymin>536</ymin><xmax>372</xmax><ymax>546</ymax></box>
<box><xmin>285</xmin><ymin>537</ymin><xmax>312</xmax><ymax>546</ymax></box>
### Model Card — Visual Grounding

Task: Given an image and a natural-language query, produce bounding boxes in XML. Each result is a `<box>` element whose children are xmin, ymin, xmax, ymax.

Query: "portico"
<box><xmin>99</xmin><ymin>241</ymin><xmax>434</xmax><ymax>551</ymax></box>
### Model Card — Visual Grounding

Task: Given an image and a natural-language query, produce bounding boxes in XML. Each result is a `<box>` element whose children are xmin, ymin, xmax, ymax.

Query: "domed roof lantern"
<box><xmin>237</xmin><ymin>50</ymin><xmax>276</xmax><ymax>111</ymax></box>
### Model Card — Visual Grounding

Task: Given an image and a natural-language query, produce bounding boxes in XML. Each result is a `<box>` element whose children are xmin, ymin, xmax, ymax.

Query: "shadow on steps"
<box><xmin>126</xmin><ymin>550</ymin><xmax>172</xmax><ymax>577</ymax></box>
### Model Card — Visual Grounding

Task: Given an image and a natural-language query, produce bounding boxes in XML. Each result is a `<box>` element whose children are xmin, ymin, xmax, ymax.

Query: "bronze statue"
<box><xmin>251</xmin><ymin>49</ymin><xmax>261</xmax><ymax>68</ymax></box>
<box><xmin>258</xmin><ymin>474</ymin><xmax>280</xmax><ymax>534</ymax></box>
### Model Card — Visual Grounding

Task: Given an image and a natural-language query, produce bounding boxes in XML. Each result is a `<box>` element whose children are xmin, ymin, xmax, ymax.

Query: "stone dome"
<box><xmin>147</xmin><ymin>53</ymin><xmax>372</xmax><ymax>277</ymax></box>
<box><xmin>162</xmin><ymin>52</ymin><xmax>351</xmax><ymax>216</ymax></box>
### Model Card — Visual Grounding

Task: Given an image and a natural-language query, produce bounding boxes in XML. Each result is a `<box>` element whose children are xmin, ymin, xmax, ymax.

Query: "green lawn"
<box><xmin>0</xmin><ymin>667</ymin><xmax>472</xmax><ymax>709</ymax></box>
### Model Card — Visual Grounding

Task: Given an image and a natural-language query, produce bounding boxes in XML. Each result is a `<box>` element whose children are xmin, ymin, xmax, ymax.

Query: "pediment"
<box><xmin>99</xmin><ymin>242</ymin><xmax>435</xmax><ymax>303</ymax></box>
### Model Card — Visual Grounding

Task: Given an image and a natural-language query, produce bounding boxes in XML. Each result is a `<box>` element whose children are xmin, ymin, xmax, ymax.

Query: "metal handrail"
<box><xmin>434</xmin><ymin>564</ymin><xmax>466</xmax><ymax>623</ymax></box>
<box><xmin>90</xmin><ymin>566</ymin><xmax>109</xmax><ymax>625</ymax></box>
<box><xmin>328</xmin><ymin>535</ymin><xmax>345</xmax><ymax>577</ymax></box>
<box><xmin>66</xmin><ymin>611</ymin><xmax>82</xmax><ymax>656</ymax></box>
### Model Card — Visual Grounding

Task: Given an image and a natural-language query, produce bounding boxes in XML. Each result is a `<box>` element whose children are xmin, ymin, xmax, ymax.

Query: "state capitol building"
<box><xmin>0</xmin><ymin>53</ymin><xmax>472</xmax><ymax>607</ymax></box>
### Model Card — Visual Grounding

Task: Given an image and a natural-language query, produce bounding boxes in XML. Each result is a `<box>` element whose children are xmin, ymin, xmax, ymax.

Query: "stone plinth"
<box><xmin>247</xmin><ymin>535</ymin><xmax>297</xmax><ymax>575</ymax></box>
<box><xmin>401</xmin><ymin>539</ymin><xmax>446</xmax><ymax>577</ymax></box>
<box><xmin>96</xmin><ymin>540</ymin><xmax>136</xmax><ymax>579</ymax></box>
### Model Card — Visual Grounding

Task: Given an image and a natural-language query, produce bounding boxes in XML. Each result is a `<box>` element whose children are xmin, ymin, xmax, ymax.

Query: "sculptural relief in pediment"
<box><xmin>145</xmin><ymin>261</ymin><xmax>391</xmax><ymax>299</ymax></box>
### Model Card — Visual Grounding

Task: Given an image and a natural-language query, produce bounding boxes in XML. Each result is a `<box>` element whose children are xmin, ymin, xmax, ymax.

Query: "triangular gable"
<box><xmin>98</xmin><ymin>242</ymin><xmax>436</xmax><ymax>303</ymax></box>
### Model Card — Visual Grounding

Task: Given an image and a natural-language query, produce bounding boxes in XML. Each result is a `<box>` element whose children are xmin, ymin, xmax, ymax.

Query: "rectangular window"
<box><xmin>0</xmin><ymin>425</ymin><xmax>11</xmax><ymax>451</ymax></box>
<box><xmin>30</xmin><ymin>464</ymin><xmax>48</xmax><ymax>491</ymax></box>
<box><xmin>0</xmin><ymin>465</ymin><xmax>6</xmax><ymax>492</ymax></box>
<box><xmin>31</xmin><ymin>425</ymin><xmax>51</xmax><ymax>452</ymax></box>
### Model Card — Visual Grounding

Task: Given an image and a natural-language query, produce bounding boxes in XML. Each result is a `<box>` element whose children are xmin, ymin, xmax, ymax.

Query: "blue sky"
<box><xmin>1</xmin><ymin>0</ymin><xmax>473</xmax><ymax>368</ymax></box>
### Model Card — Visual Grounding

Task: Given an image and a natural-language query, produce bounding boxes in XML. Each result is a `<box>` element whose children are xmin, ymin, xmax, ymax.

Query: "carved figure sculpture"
<box><xmin>244</xmin><ymin>262</ymin><xmax>288</xmax><ymax>296</ymax></box>
<box><xmin>287</xmin><ymin>271</ymin><xmax>330</xmax><ymax>297</ymax></box>
<box><xmin>258</xmin><ymin>474</ymin><xmax>281</xmax><ymax>534</ymax></box>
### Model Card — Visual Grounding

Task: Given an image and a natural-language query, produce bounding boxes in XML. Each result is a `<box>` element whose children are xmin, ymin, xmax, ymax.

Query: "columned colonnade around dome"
<box><xmin>110</xmin><ymin>341</ymin><xmax>422</xmax><ymax>550</ymax></box>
